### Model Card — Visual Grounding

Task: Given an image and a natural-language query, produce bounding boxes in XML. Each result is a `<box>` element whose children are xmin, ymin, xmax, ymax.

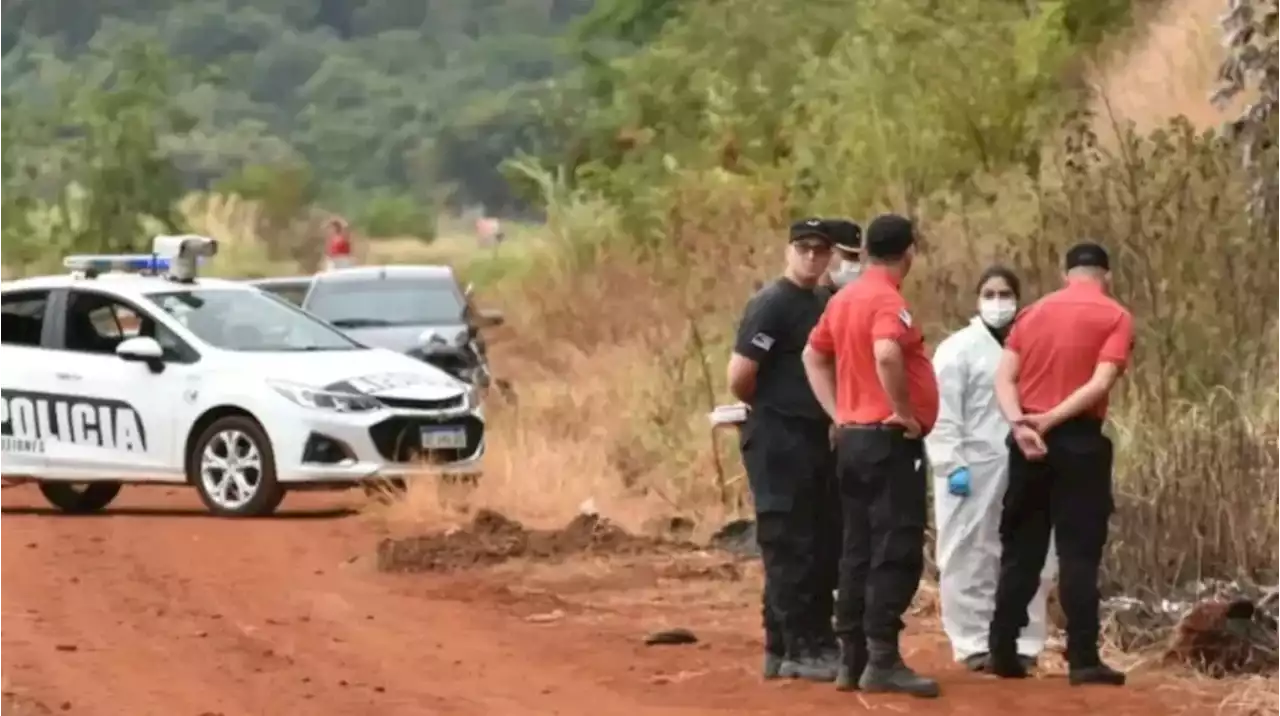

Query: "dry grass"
<box><xmin>1213</xmin><ymin>674</ymin><xmax>1280</xmax><ymax>716</ymax></box>
<box><xmin>369</xmin><ymin>111</ymin><xmax>1279</xmax><ymax>607</ymax></box>
<box><xmin>1088</xmin><ymin>0</ymin><xmax>1244</xmax><ymax>138</ymax></box>
<box><xmin>372</xmin><ymin>337</ymin><xmax>741</xmax><ymax>540</ymax></box>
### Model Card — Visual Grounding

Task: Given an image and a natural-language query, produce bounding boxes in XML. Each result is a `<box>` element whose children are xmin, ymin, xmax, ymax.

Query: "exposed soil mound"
<box><xmin>1104</xmin><ymin>579</ymin><xmax>1279</xmax><ymax>676</ymax></box>
<box><xmin>376</xmin><ymin>509</ymin><xmax>678</xmax><ymax>572</ymax></box>
<box><xmin>1162</xmin><ymin>597</ymin><xmax>1279</xmax><ymax>677</ymax></box>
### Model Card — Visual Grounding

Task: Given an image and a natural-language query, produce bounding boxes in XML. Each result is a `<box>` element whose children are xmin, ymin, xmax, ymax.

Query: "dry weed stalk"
<box><xmin>1214</xmin><ymin>674</ymin><xmax>1280</xmax><ymax>715</ymax></box>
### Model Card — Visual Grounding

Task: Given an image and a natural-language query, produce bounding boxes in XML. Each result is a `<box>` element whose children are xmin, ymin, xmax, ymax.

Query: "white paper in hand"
<box><xmin>708</xmin><ymin>402</ymin><xmax>750</xmax><ymax>426</ymax></box>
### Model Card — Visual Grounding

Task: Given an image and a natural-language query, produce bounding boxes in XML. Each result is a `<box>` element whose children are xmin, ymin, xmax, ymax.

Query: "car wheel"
<box><xmin>189</xmin><ymin>416</ymin><xmax>285</xmax><ymax>517</ymax></box>
<box><xmin>38</xmin><ymin>482</ymin><xmax>122</xmax><ymax>514</ymax></box>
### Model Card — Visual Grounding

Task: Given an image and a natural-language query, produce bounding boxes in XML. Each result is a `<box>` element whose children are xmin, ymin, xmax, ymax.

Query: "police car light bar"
<box><xmin>63</xmin><ymin>254</ymin><xmax>172</xmax><ymax>275</ymax></box>
<box><xmin>62</xmin><ymin>235</ymin><xmax>218</xmax><ymax>282</ymax></box>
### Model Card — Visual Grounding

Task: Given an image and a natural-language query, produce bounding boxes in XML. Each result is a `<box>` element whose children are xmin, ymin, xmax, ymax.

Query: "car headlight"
<box><xmin>268</xmin><ymin>380</ymin><xmax>383</xmax><ymax>413</ymax></box>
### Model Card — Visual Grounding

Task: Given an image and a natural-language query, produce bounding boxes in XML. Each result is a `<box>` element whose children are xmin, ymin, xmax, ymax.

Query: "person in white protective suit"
<box><xmin>925</xmin><ymin>266</ymin><xmax>1058</xmax><ymax>672</ymax></box>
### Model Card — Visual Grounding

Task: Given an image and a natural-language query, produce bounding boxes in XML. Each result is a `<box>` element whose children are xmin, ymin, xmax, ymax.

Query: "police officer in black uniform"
<box><xmin>727</xmin><ymin>218</ymin><xmax>846</xmax><ymax>682</ymax></box>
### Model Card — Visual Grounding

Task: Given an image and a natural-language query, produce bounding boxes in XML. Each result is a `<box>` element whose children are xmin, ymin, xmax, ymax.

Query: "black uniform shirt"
<box><xmin>733</xmin><ymin>278</ymin><xmax>833</xmax><ymax>423</ymax></box>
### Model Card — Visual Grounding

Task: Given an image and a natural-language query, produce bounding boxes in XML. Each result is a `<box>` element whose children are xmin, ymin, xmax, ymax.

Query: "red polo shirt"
<box><xmin>326</xmin><ymin>232</ymin><xmax>351</xmax><ymax>258</ymax></box>
<box><xmin>808</xmin><ymin>266</ymin><xmax>940</xmax><ymax>432</ymax></box>
<box><xmin>1005</xmin><ymin>277</ymin><xmax>1134</xmax><ymax>419</ymax></box>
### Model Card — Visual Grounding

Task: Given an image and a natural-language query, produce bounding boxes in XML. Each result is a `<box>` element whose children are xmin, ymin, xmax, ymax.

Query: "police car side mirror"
<box><xmin>116</xmin><ymin>336</ymin><xmax>165</xmax><ymax>372</ymax></box>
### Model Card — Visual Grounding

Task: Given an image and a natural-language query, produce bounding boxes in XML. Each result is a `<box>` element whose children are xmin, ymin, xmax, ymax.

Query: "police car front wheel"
<box><xmin>38</xmin><ymin>482</ymin><xmax>122</xmax><ymax>514</ymax></box>
<box><xmin>189</xmin><ymin>416</ymin><xmax>284</xmax><ymax>517</ymax></box>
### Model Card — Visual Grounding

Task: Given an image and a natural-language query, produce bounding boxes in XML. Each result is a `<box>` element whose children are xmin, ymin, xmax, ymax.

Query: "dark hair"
<box><xmin>975</xmin><ymin>265</ymin><xmax>1021</xmax><ymax>299</ymax></box>
<box><xmin>1065</xmin><ymin>241</ymin><xmax>1110</xmax><ymax>271</ymax></box>
<box><xmin>864</xmin><ymin>214</ymin><xmax>915</xmax><ymax>260</ymax></box>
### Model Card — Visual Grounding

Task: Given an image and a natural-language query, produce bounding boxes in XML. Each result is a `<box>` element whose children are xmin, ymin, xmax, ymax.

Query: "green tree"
<box><xmin>215</xmin><ymin>161</ymin><xmax>320</xmax><ymax>231</ymax></box>
<box><xmin>61</xmin><ymin>41</ymin><xmax>195</xmax><ymax>253</ymax></box>
<box><xmin>1</xmin><ymin>98</ymin><xmax>46</xmax><ymax>266</ymax></box>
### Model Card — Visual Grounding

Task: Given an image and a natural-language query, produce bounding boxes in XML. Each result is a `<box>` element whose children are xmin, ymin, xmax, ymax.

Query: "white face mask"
<box><xmin>979</xmin><ymin>298</ymin><xmax>1017</xmax><ymax>328</ymax></box>
<box><xmin>830</xmin><ymin>260</ymin><xmax>863</xmax><ymax>288</ymax></box>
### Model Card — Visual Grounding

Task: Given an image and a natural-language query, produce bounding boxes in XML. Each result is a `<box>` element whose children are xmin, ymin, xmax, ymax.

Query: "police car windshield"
<box><xmin>146</xmin><ymin>288</ymin><xmax>361</xmax><ymax>352</ymax></box>
<box><xmin>305</xmin><ymin>277</ymin><xmax>465</xmax><ymax>327</ymax></box>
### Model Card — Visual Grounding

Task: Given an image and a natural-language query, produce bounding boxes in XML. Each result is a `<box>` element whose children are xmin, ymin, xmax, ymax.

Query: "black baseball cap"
<box><xmin>864</xmin><ymin>213</ymin><xmax>915</xmax><ymax>259</ymax></box>
<box><xmin>1065</xmin><ymin>241</ymin><xmax>1110</xmax><ymax>271</ymax></box>
<box><xmin>824</xmin><ymin>219</ymin><xmax>863</xmax><ymax>253</ymax></box>
<box><xmin>789</xmin><ymin>218</ymin><xmax>833</xmax><ymax>244</ymax></box>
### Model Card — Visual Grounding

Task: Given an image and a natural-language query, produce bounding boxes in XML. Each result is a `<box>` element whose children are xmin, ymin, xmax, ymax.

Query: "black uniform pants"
<box><xmin>740</xmin><ymin>410</ymin><xmax>839</xmax><ymax>655</ymax></box>
<box><xmin>833</xmin><ymin>425</ymin><xmax>927</xmax><ymax>644</ymax></box>
<box><xmin>990</xmin><ymin>418</ymin><xmax>1113</xmax><ymax>667</ymax></box>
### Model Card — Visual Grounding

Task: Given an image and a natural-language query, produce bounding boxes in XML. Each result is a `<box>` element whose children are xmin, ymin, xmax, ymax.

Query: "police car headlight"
<box><xmin>268</xmin><ymin>380</ymin><xmax>382</xmax><ymax>413</ymax></box>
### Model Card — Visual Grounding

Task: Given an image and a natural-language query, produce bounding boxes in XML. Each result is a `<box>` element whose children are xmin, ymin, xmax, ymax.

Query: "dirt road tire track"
<box><xmin>3</xmin><ymin>487</ymin><xmax>1217</xmax><ymax>715</ymax></box>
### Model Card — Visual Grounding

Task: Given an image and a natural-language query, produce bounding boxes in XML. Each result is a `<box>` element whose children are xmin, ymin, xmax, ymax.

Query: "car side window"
<box><xmin>274</xmin><ymin>284</ymin><xmax>310</xmax><ymax>307</ymax></box>
<box><xmin>253</xmin><ymin>280</ymin><xmax>311</xmax><ymax>308</ymax></box>
<box><xmin>1</xmin><ymin>290</ymin><xmax>51</xmax><ymax>347</ymax></box>
<box><xmin>64</xmin><ymin>290</ymin><xmax>198</xmax><ymax>362</ymax></box>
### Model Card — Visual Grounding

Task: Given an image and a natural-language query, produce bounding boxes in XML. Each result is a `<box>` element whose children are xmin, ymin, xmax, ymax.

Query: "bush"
<box><xmin>482</xmin><ymin>108</ymin><xmax>1278</xmax><ymax>598</ymax></box>
<box><xmin>352</xmin><ymin>191</ymin><xmax>437</xmax><ymax>241</ymax></box>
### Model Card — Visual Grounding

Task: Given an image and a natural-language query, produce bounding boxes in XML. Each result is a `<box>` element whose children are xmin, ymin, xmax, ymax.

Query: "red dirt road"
<box><xmin>2</xmin><ymin>487</ymin><xmax>1220</xmax><ymax>716</ymax></box>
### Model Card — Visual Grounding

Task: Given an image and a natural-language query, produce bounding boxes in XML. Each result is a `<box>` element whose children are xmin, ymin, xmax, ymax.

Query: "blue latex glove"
<box><xmin>947</xmin><ymin>467</ymin><xmax>971</xmax><ymax>497</ymax></box>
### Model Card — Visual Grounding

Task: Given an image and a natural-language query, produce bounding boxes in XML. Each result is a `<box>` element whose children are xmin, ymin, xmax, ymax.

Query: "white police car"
<box><xmin>0</xmin><ymin>235</ymin><xmax>485</xmax><ymax>517</ymax></box>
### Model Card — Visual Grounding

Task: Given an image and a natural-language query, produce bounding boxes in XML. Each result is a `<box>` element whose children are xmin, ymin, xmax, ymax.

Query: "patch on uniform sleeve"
<box><xmin>898</xmin><ymin>308</ymin><xmax>913</xmax><ymax>328</ymax></box>
<box><xmin>750</xmin><ymin>333</ymin><xmax>776</xmax><ymax>351</ymax></box>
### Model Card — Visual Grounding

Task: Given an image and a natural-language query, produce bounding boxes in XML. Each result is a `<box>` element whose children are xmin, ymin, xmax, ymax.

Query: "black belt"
<box><xmin>1044</xmin><ymin>417</ymin><xmax>1104</xmax><ymax>435</ymax></box>
<box><xmin>838</xmin><ymin>423</ymin><xmax>906</xmax><ymax>433</ymax></box>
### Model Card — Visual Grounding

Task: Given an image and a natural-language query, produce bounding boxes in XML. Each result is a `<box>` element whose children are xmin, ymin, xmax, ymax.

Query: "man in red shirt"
<box><xmin>803</xmin><ymin>213</ymin><xmax>941</xmax><ymax>698</ymax></box>
<box><xmin>324</xmin><ymin>218</ymin><xmax>354</xmax><ymax>270</ymax></box>
<box><xmin>987</xmin><ymin>242</ymin><xmax>1133</xmax><ymax>686</ymax></box>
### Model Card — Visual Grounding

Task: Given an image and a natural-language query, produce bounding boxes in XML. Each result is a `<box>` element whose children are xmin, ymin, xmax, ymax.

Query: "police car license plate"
<box><xmin>419</xmin><ymin>426</ymin><xmax>467</xmax><ymax>450</ymax></box>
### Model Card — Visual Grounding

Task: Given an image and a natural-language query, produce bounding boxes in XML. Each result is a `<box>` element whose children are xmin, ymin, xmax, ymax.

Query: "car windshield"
<box><xmin>304</xmin><ymin>277</ymin><xmax>466</xmax><ymax>327</ymax></box>
<box><xmin>145</xmin><ymin>288</ymin><xmax>362</xmax><ymax>352</ymax></box>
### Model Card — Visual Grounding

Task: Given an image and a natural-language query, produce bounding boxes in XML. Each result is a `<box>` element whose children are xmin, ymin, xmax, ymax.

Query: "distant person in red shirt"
<box><xmin>324</xmin><ymin>218</ymin><xmax>354</xmax><ymax>271</ymax></box>
<box><xmin>987</xmin><ymin>241</ymin><xmax>1133</xmax><ymax>686</ymax></box>
<box><xmin>803</xmin><ymin>213</ymin><xmax>941</xmax><ymax>699</ymax></box>
<box><xmin>476</xmin><ymin>217</ymin><xmax>503</xmax><ymax>248</ymax></box>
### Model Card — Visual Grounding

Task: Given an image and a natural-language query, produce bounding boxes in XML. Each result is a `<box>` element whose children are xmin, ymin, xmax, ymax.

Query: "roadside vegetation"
<box><xmin>2</xmin><ymin>0</ymin><xmax>1276</xmax><ymax>689</ymax></box>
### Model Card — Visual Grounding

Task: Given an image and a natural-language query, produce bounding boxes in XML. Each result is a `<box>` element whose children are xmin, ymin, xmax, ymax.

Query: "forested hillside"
<box><xmin>2</xmin><ymin>0</ymin><xmax>606</xmax><ymax>217</ymax></box>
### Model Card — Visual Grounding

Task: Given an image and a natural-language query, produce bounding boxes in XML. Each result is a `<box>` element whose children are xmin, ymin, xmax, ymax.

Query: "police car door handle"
<box><xmin>55</xmin><ymin>372</ymin><xmax>82</xmax><ymax>381</ymax></box>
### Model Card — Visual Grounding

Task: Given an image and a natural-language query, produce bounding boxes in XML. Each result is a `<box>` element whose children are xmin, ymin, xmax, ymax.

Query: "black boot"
<box><xmin>987</xmin><ymin>635</ymin><xmax>1029</xmax><ymax>679</ymax></box>
<box><xmin>1069</xmin><ymin>662</ymin><xmax>1126</xmax><ymax>686</ymax></box>
<box><xmin>779</xmin><ymin>637</ymin><xmax>839</xmax><ymax>682</ymax></box>
<box><xmin>1067</xmin><ymin>647</ymin><xmax>1126</xmax><ymax>687</ymax></box>
<box><xmin>858</xmin><ymin>638</ymin><xmax>940</xmax><ymax>698</ymax></box>
<box><xmin>834</xmin><ymin>636</ymin><xmax>868</xmax><ymax>692</ymax></box>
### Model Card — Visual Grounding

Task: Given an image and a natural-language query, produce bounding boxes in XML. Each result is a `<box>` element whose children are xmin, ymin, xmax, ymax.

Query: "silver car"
<box><xmin>250</xmin><ymin>266</ymin><xmax>503</xmax><ymax>387</ymax></box>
